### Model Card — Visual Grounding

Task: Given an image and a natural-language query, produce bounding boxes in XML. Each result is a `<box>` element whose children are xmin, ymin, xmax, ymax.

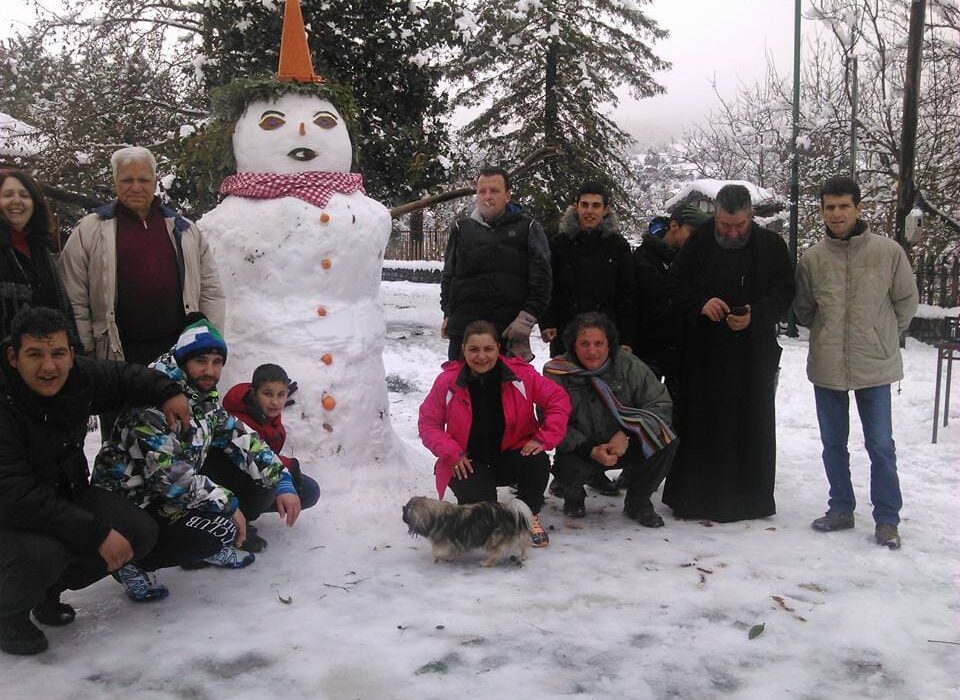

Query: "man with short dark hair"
<box><xmin>440</xmin><ymin>166</ymin><xmax>551</xmax><ymax>361</ymax></box>
<box><xmin>0</xmin><ymin>307</ymin><xmax>188</xmax><ymax>655</ymax></box>
<box><xmin>795</xmin><ymin>175</ymin><xmax>918</xmax><ymax>549</ymax></box>
<box><xmin>540</xmin><ymin>180</ymin><xmax>637</xmax><ymax>358</ymax></box>
<box><xmin>662</xmin><ymin>184</ymin><xmax>795</xmax><ymax>522</ymax></box>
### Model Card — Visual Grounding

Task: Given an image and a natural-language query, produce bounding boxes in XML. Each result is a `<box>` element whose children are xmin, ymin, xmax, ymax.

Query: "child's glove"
<box><xmin>285</xmin><ymin>380</ymin><xmax>298</xmax><ymax>407</ymax></box>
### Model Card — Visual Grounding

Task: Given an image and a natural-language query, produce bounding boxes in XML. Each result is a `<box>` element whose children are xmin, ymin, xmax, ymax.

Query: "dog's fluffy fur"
<box><xmin>402</xmin><ymin>496</ymin><xmax>533</xmax><ymax>566</ymax></box>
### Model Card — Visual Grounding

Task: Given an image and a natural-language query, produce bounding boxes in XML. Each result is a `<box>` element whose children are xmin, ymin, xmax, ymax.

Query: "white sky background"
<box><xmin>0</xmin><ymin>1</ymin><xmax>799</xmax><ymax>145</ymax></box>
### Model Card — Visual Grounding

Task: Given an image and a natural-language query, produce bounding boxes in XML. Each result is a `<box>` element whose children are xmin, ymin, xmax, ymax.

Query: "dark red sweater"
<box><xmin>115</xmin><ymin>200</ymin><xmax>184</xmax><ymax>342</ymax></box>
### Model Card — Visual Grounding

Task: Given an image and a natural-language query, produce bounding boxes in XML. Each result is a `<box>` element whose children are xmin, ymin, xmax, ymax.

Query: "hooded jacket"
<box><xmin>440</xmin><ymin>203</ymin><xmax>551</xmax><ymax>335</ymax></box>
<box><xmin>794</xmin><ymin>225</ymin><xmax>918</xmax><ymax>390</ymax></box>
<box><xmin>91</xmin><ymin>352</ymin><xmax>284</xmax><ymax>515</ymax></box>
<box><xmin>543</xmin><ymin>207</ymin><xmax>637</xmax><ymax>348</ymax></box>
<box><xmin>418</xmin><ymin>355</ymin><xmax>570</xmax><ymax>498</ymax></box>
<box><xmin>59</xmin><ymin>201</ymin><xmax>225</xmax><ymax>359</ymax></box>
<box><xmin>0</xmin><ymin>348</ymin><xmax>181</xmax><ymax>552</ymax></box>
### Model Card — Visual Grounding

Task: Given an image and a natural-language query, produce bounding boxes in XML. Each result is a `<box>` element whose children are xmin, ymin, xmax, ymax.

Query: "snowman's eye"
<box><xmin>313</xmin><ymin>112</ymin><xmax>338</xmax><ymax>129</ymax></box>
<box><xmin>259</xmin><ymin>114</ymin><xmax>286</xmax><ymax>131</ymax></box>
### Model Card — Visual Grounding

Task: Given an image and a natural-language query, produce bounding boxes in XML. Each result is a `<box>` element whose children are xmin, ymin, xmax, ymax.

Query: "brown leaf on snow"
<box><xmin>798</xmin><ymin>583</ymin><xmax>826</xmax><ymax>593</ymax></box>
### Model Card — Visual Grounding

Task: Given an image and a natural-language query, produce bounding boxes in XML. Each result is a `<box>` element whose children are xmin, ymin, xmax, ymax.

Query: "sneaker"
<box><xmin>875</xmin><ymin>523</ymin><xmax>901</xmax><ymax>550</ymax></box>
<box><xmin>625</xmin><ymin>501</ymin><xmax>664</xmax><ymax>528</ymax></box>
<box><xmin>32</xmin><ymin>591</ymin><xmax>75</xmax><ymax>626</ymax></box>
<box><xmin>0</xmin><ymin>612</ymin><xmax>48</xmax><ymax>655</ymax></box>
<box><xmin>203</xmin><ymin>546</ymin><xmax>255</xmax><ymax>568</ymax></box>
<box><xmin>113</xmin><ymin>564</ymin><xmax>170</xmax><ymax>602</ymax></box>
<box><xmin>811</xmin><ymin>512</ymin><xmax>855</xmax><ymax>532</ymax></box>
<box><xmin>562</xmin><ymin>498</ymin><xmax>586</xmax><ymax>519</ymax></box>
<box><xmin>530</xmin><ymin>514</ymin><xmax>549</xmax><ymax>547</ymax></box>
<box><xmin>241</xmin><ymin>524</ymin><xmax>268</xmax><ymax>553</ymax></box>
<box><xmin>586</xmin><ymin>472</ymin><xmax>620</xmax><ymax>496</ymax></box>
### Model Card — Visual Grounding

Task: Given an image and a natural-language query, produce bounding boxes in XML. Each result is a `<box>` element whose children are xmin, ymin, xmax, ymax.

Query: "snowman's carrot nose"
<box><xmin>299</xmin><ymin>122</ymin><xmax>306</xmax><ymax>136</ymax></box>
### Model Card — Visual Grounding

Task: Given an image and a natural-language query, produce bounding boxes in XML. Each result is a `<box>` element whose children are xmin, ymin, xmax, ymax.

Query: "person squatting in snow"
<box><xmin>91</xmin><ymin>314</ymin><xmax>306</xmax><ymax>600</ymax></box>
<box><xmin>0</xmin><ymin>307</ymin><xmax>191</xmax><ymax>655</ymax></box>
<box><xmin>222</xmin><ymin>362</ymin><xmax>321</xmax><ymax>552</ymax></box>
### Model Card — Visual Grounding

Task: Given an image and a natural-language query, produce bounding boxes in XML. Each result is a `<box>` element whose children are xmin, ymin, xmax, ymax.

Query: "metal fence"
<box><xmin>915</xmin><ymin>253</ymin><xmax>959</xmax><ymax>308</ymax></box>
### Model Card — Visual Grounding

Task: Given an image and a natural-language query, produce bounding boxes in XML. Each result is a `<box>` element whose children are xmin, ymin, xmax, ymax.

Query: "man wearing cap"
<box><xmin>540</xmin><ymin>181</ymin><xmax>637</xmax><ymax>358</ymax></box>
<box><xmin>632</xmin><ymin>205</ymin><xmax>708</xmax><ymax>384</ymax></box>
<box><xmin>92</xmin><ymin>314</ymin><xmax>301</xmax><ymax>597</ymax></box>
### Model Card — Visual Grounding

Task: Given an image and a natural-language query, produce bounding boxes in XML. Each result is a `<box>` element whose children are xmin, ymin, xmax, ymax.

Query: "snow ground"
<box><xmin>1</xmin><ymin>280</ymin><xmax>957</xmax><ymax>700</ymax></box>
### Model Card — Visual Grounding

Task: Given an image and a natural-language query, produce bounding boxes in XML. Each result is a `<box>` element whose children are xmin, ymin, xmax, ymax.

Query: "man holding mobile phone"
<box><xmin>662</xmin><ymin>184</ymin><xmax>795</xmax><ymax>523</ymax></box>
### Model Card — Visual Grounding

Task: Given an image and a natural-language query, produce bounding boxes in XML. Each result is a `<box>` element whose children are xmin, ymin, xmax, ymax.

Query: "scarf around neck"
<box><xmin>544</xmin><ymin>357</ymin><xmax>676</xmax><ymax>458</ymax></box>
<box><xmin>220</xmin><ymin>172</ymin><xmax>366</xmax><ymax>209</ymax></box>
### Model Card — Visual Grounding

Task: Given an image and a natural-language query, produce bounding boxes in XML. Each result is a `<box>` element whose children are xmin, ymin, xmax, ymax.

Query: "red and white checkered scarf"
<box><xmin>219</xmin><ymin>172</ymin><xmax>366</xmax><ymax>208</ymax></box>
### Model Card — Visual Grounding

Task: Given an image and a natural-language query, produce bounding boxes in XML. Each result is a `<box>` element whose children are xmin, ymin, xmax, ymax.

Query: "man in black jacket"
<box><xmin>0</xmin><ymin>307</ymin><xmax>188</xmax><ymax>655</ymax></box>
<box><xmin>540</xmin><ymin>181</ymin><xmax>637</xmax><ymax>358</ymax></box>
<box><xmin>440</xmin><ymin>166</ymin><xmax>551</xmax><ymax>361</ymax></box>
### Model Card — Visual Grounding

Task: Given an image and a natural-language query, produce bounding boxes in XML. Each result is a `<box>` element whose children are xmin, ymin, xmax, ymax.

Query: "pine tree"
<box><xmin>448</xmin><ymin>0</ymin><xmax>668</xmax><ymax>228</ymax></box>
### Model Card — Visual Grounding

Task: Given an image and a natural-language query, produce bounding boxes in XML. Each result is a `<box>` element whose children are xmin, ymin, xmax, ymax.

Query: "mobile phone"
<box><xmin>728</xmin><ymin>305</ymin><xmax>748</xmax><ymax>316</ymax></box>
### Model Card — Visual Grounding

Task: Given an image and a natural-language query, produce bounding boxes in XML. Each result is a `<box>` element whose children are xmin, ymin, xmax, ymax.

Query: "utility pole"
<box><xmin>786</xmin><ymin>0</ymin><xmax>801</xmax><ymax>337</ymax></box>
<box><xmin>849</xmin><ymin>56</ymin><xmax>858</xmax><ymax>176</ymax></box>
<box><xmin>895</xmin><ymin>0</ymin><xmax>926</xmax><ymax>247</ymax></box>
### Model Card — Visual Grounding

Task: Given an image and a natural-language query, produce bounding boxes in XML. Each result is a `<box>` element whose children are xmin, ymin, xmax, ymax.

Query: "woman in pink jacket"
<box><xmin>418</xmin><ymin>320</ymin><xmax>571</xmax><ymax>546</ymax></box>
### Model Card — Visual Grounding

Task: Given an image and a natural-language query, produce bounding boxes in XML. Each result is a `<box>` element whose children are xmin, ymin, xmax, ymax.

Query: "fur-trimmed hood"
<box><xmin>558</xmin><ymin>205</ymin><xmax>620</xmax><ymax>238</ymax></box>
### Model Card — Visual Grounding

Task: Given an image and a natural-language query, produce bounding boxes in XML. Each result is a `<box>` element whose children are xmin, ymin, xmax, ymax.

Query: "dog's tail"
<box><xmin>505</xmin><ymin>498</ymin><xmax>535</xmax><ymax>529</ymax></box>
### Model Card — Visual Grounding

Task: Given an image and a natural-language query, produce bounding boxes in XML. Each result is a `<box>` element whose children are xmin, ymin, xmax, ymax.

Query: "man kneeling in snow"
<box><xmin>92</xmin><ymin>315</ymin><xmax>303</xmax><ymax>600</ymax></box>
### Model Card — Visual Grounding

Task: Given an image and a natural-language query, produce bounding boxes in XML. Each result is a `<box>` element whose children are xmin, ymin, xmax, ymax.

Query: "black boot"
<box><xmin>624</xmin><ymin>499</ymin><xmax>665</xmax><ymax>528</ymax></box>
<box><xmin>241</xmin><ymin>524</ymin><xmax>268</xmax><ymax>553</ymax></box>
<box><xmin>32</xmin><ymin>590</ymin><xmax>76</xmax><ymax>626</ymax></box>
<box><xmin>585</xmin><ymin>472</ymin><xmax>620</xmax><ymax>496</ymax></box>
<box><xmin>0</xmin><ymin>612</ymin><xmax>49</xmax><ymax>655</ymax></box>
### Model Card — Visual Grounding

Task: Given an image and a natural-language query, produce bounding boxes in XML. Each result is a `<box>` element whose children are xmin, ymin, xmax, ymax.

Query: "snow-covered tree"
<box><xmin>448</xmin><ymin>0</ymin><xmax>668</xmax><ymax>229</ymax></box>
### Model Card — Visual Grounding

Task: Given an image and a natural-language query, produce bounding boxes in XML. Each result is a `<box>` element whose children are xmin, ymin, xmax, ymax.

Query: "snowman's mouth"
<box><xmin>288</xmin><ymin>148</ymin><xmax>317</xmax><ymax>161</ymax></box>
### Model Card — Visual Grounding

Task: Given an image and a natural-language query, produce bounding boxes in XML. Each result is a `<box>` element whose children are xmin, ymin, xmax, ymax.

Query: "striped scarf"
<box><xmin>544</xmin><ymin>358</ymin><xmax>676</xmax><ymax>459</ymax></box>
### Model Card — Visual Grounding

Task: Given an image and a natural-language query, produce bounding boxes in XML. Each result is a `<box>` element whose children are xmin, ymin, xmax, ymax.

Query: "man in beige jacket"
<box><xmin>794</xmin><ymin>176</ymin><xmax>918</xmax><ymax>550</ymax></box>
<box><xmin>59</xmin><ymin>146</ymin><xmax>225</xmax><ymax>367</ymax></box>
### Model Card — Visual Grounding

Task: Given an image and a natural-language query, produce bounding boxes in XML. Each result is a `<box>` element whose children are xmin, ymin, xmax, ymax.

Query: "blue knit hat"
<box><xmin>173</xmin><ymin>317</ymin><xmax>228</xmax><ymax>365</ymax></box>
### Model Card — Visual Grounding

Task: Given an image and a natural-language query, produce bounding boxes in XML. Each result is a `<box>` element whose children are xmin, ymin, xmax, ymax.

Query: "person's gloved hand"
<box><xmin>285</xmin><ymin>380</ymin><xmax>298</xmax><ymax>407</ymax></box>
<box><xmin>502</xmin><ymin>311</ymin><xmax>537</xmax><ymax>362</ymax></box>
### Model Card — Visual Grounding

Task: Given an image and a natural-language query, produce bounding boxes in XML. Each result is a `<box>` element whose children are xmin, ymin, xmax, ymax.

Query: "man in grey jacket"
<box><xmin>794</xmin><ymin>176</ymin><xmax>918</xmax><ymax>549</ymax></box>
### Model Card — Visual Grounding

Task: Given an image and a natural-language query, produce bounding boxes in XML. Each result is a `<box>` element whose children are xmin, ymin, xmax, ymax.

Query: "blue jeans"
<box><xmin>813</xmin><ymin>385</ymin><xmax>901</xmax><ymax>524</ymax></box>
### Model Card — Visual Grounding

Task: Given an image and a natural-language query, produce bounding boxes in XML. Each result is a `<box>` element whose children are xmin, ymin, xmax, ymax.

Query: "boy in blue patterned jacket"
<box><xmin>92</xmin><ymin>315</ymin><xmax>300</xmax><ymax>600</ymax></box>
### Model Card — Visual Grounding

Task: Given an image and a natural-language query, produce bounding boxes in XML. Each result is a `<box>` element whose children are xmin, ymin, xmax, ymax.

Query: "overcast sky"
<box><xmin>0</xmin><ymin>1</ymin><xmax>800</xmax><ymax>145</ymax></box>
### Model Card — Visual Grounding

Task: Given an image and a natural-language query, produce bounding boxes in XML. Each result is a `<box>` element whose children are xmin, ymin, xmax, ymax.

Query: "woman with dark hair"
<box><xmin>545</xmin><ymin>312</ymin><xmax>677</xmax><ymax>526</ymax></box>
<box><xmin>0</xmin><ymin>169</ymin><xmax>75</xmax><ymax>340</ymax></box>
<box><xmin>418</xmin><ymin>320</ymin><xmax>571</xmax><ymax>547</ymax></box>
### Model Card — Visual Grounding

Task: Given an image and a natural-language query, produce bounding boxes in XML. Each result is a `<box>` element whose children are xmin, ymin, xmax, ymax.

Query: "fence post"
<box><xmin>915</xmin><ymin>251</ymin><xmax>925</xmax><ymax>302</ymax></box>
<box><xmin>951</xmin><ymin>259</ymin><xmax>959</xmax><ymax>308</ymax></box>
<box><xmin>926</xmin><ymin>253</ymin><xmax>936</xmax><ymax>305</ymax></box>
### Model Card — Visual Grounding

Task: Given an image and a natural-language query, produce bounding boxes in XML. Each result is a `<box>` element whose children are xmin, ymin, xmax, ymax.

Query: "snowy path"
<box><xmin>1</xmin><ymin>280</ymin><xmax>957</xmax><ymax>699</ymax></box>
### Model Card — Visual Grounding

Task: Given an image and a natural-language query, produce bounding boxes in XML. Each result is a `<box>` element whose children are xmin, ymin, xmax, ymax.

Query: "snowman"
<box><xmin>196</xmin><ymin>0</ymin><xmax>398</xmax><ymax>465</ymax></box>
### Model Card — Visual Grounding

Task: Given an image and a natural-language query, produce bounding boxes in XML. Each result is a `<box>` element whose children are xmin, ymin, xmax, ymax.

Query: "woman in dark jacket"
<box><xmin>0</xmin><ymin>169</ymin><xmax>76</xmax><ymax>341</ymax></box>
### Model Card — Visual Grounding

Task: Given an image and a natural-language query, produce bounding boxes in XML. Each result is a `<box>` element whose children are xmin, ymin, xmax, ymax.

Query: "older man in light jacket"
<box><xmin>59</xmin><ymin>146</ymin><xmax>224</xmax><ymax>366</ymax></box>
<box><xmin>794</xmin><ymin>175</ymin><xmax>918</xmax><ymax>550</ymax></box>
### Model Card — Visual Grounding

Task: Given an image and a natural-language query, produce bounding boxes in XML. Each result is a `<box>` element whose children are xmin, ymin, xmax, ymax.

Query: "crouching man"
<box><xmin>0</xmin><ymin>308</ymin><xmax>189</xmax><ymax>655</ymax></box>
<box><xmin>92</xmin><ymin>315</ymin><xmax>299</xmax><ymax>598</ymax></box>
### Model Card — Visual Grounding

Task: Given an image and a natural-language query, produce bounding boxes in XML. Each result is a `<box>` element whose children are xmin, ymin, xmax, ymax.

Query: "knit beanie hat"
<box><xmin>173</xmin><ymin>316</ymin><xmax>228</xmax><ymax>365</ymax></box>
<box><xmin>671</xmin><ymin>204</ymin><xmax>710</xmax><ymax>228</ymax></box>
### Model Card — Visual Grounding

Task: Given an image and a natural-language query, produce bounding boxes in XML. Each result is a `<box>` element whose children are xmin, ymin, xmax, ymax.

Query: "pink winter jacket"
<box><xmin>418</xmin><ymin>356</ymin><xmax>571</xmax><ymax>498</ymax></box>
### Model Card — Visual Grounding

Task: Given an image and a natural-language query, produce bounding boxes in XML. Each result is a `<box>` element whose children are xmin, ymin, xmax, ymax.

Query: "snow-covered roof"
<box><xmin>0</xmin><ymin>111</ymin><xmax>43</xmax><ymax>158</ymax></box>
<box><xmin>664</xmin><ymin>178</ymin><xmax>780</xmax><ymax>213</ymax></box>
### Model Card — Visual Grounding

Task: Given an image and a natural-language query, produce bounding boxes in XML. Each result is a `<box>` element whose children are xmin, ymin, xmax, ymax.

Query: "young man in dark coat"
<box><xmin>540</xmin><ymin>181</ymin><xmax>637</xmax><ymax>358</ymax></box>
<box><xmin>0</xmin><ymin>307</ymin><xmax>188</xmax><ymax>655</ymax></box>
<box><xmin>440</xmin><ymin>166</ymin><xmax>552</xmax><ymax>361</ymax></box>
<box><xmin>662</xmin><ymin>184</ymin><xmax>795</xmax><ymax>523</ymax></box>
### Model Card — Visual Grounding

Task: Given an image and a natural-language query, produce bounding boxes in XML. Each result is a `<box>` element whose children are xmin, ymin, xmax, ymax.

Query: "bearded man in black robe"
<box><xmin>662</xmin><ymin>184</ymin><xmax>794</xmax><ymax>522</ymax></box>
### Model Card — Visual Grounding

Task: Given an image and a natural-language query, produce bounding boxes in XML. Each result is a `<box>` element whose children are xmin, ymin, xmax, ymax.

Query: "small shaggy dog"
<box><xmin>402</xmin><ymin>496</ymin><xmax>533</xmax><ymax>566</ymax></box>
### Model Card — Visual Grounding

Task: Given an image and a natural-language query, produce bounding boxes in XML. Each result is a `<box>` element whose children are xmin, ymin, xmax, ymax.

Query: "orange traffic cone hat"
<box><xmin>277</xmin><ymin>0</ymin><xmax>324</xmax><ymax>83</ymax></box>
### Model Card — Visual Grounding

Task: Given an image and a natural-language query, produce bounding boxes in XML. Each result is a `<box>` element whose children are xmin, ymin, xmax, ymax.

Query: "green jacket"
<box><xmin>794</xmin><ymin>227</ymin><xmax>918</xmax><ymax>390</ymax></box>
<box><xmin>546</xmin><ymin>352</ymin><xmax>672</xmax><ymax>457</ymax></box>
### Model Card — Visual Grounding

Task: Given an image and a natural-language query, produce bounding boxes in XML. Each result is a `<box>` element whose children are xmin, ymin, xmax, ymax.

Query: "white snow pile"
<box><xmin>0</xmin><ymin>281</ymin><xmax>956</xmax><ymax>699</ymax></box>
<box><xmin>0</xmin><ymin>111</ymin><xmax>44</xmax><ymax>158</ymax></box>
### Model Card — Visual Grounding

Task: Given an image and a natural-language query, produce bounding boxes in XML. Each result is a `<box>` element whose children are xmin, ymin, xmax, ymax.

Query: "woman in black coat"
<box><xmin>0</xmin><ymin>169</ymin><xmax>76</xmax><ymax>341</ymax></box>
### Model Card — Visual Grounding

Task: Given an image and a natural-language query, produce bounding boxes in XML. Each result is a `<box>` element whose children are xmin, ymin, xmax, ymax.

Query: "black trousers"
<box><xmin>137</xmin><ymin>506</ymin><xmax>237</xmax><ymax>570</ymax></box>
<box><xmin>0</xmin><ymin>489</ymin><xmax>158</xmax><ymax>617</ymax></box>
<box><xmin>199</xmin><ymin>449</ymin><xmax>277</xmax><ymax>522</ymax></box>
<box><xmin>447</xmin><ymin>449</ymin><xmax>550</xmax><ymax>514</ymax></box>
<box><xmin>554</xmin><ymin>440</ymin><xmax>678</xmax><ymax>511</ymax></box>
